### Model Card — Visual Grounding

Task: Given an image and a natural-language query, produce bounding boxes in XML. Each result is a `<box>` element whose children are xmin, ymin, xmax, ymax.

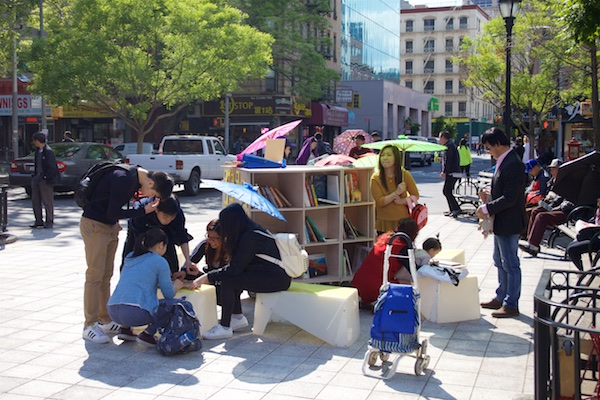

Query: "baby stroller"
<box><xmin>362</xmin><ymin>232</ymin><xmax>430</xmax><ymax>379</ymax></box>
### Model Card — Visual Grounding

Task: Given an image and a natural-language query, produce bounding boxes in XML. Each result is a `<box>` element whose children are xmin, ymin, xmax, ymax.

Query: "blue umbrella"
<box><xmin>202</xmin><ymin>179</ymin><xmax>287</xmax><ymax>221</ymax></box>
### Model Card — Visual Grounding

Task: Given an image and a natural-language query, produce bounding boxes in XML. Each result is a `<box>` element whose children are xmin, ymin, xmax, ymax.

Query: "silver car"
<box><xmin>9</xmin><ymin>142</ymin><xmax>123</xmax><ymax>196</ymax></box>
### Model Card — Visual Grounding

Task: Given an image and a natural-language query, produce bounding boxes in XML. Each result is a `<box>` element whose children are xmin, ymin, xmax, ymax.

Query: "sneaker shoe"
<box><xmin>203</xmin><ymin>324</ymin><xmax>233</xmax><ymax>340</ymax></box>
<box><xmin>117</xmin><ymin>327</ymin><xmax>137</xmax><ymax>341</ymax></box>
<box><xmin>83</xmin><ymin>323</ymin><xmax>110</xmax><ymax>344</ymax></box>
<box><xmin>135</xmin><ymin>331</ymin><xmax>157</xmax><ymax>347</ymax></box>
<box><xmin>98</xmin><ymin>320</ymin><xmax>121</xmax><ymax>335</ymax></box>
<box><xmin>230</xmin><ymin>315</ymin><xmax>249</xmax><ymax>331</ymax></box>
<box><xmin>29</xmin><ymin>223</ymin><xmax>44</xmax><ymax>229</ymax></box>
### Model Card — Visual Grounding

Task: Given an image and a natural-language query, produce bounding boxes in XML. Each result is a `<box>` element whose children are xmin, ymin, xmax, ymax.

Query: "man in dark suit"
<box><xmin>439</xmin><ymin>130</ymin><xmax>462</xmax><ymax>217</ymax></box>
<box><xmin>30</xmin><ymin>132</ymin><xmax>60</xmax><ymax>229</ymax></box>
<box><xmin>476</xmin><ymin>128</ymin><xmax>527</xmax><ymax>318</ymax></box>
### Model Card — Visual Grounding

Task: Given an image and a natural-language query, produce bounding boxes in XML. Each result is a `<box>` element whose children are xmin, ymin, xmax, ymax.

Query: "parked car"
<box><xmin>9</xmin><ymin>142</ymin><xmax>123</xmax><ymax>196</ymax></box>
<box><xmin>405</xmin><ymin>135</ymin><xmax>433</xmax><ymax>166</ymax></box>
<box><xmin>112</xmin><ymin>142</ymin><xmax>154</xmax><ymax>157</ymax></box>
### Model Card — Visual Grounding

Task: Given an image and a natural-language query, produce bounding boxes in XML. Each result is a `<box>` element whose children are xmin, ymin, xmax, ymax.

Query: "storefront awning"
<box><xmin>306</xmin><ymin>102</ymin><xmax>348</xmax><ymax>127</ymax></box>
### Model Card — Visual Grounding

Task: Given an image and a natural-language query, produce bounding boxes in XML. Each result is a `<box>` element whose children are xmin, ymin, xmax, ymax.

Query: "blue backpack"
<box><xmin>154</xmin><ymin>298</ymin><xmax>202</xmax><ymax>356</ymax></box>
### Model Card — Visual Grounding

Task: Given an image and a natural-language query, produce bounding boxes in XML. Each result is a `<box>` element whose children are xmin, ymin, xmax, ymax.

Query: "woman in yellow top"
<box><xmin>370</xmin><ymin>145</ymin><xmax>419</xmax><ymax>235</ymax></box>
<box><xmin>458</xmin><ymin>138</ymin><xmax>473</xmax><ymax>179</ymax></box>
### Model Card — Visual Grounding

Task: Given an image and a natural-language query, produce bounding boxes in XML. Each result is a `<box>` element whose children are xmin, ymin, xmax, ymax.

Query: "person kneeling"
<box><xmin>107</xmin><ymin>229</ymin><xmax>184</xmax><ymax>347</ymax></box>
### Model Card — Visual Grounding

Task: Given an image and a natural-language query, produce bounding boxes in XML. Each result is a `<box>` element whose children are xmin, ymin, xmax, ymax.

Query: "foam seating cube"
<box><xmin>434</xmin><ymin>248</ymin><xmax>465</xmax><ymax>265</ymax></box>
<box><xmin>418</xmin><ymin>275</ymin><xmax>480</xmax><ymax>323</ymax></box>
<box><xmin>253</xmin><ymin>282</ymin><xmax>360</xmax><ymax>347</ymax></box>
<box><xmin>158</xmin><ymin>285</ymin><xmax>218</xmax><ymax>336</ymax></box>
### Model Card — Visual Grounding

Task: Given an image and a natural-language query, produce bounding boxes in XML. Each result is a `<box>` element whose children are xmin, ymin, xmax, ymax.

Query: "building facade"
<box><xmin>400</xmin><ymin>5</ymin><xmax>495</xmax><ymax>132</ymax></box>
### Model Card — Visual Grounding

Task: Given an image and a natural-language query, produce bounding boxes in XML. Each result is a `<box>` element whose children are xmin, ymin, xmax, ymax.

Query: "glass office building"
<box><xmin>341</xmin><ymin>0</ymin><xmax>401</xmax><ymax>82</ymax></box>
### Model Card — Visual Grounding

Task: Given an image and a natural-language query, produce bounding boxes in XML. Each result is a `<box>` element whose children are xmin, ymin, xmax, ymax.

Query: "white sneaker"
<box><xmin>83</xmin><ymin>323</ymin><xmax>110</xmax><ymax>344</ymax></box>
<box><xmin>203</xmin><ymin>324</ymin><xmax>233</xmax><ymax>340</ymax></box>
<box><xmin>98</xmin><ymin>320</ymin><xmax>121</xmax><ymax>335</ymax></box>
<box><xmin>230</xmin><ymin>315</ymin><xmax>249</xmax><ymax>331</ymax></box>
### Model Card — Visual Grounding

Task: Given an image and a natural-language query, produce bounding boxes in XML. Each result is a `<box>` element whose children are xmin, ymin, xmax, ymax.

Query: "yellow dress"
<box><xmin>370</xmin><ymin>169</ymin><xmax>419</xmax><ymax>233</ymax></box>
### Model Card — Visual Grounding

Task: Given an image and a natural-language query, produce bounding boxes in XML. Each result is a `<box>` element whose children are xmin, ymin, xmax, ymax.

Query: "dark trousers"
<box><xmin>31</xmin><ymin>175</ymin><xmax>54</xmax><ymax>225</ymax></box>
<box><xmin>461</xmin><ymin>164</ymin><xmax>471</xmax><ymax>178</ymax></box>
<box><xmin>218</xmin><ymin>266</ymin><xmax>291</xmax><ymax>327</ymax></box>
<box><xmin>443</xmin><ymin>175</ymin><xmax>460</xmax><ymax>212</ymax></box>
<box><xmin>527</xmin><ymin>207</ymin><xmax>567</xmax><ymax>247</ymax></box>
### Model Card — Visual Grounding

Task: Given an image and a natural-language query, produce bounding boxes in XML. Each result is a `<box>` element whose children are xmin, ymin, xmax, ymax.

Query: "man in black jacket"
<box><xmin>476</xmin><ymin>128</ymin><xmax>527</xmax><ymax>318</ymax></box>
<box><xmin>30</xmin><ymin>132</ymin><xmax>59</xmax><ymax>229</ymax></box>
<box><xmin>439</xmin><ymin>130</ymin><xmax>462</xmax><ymax>217</ymax></box>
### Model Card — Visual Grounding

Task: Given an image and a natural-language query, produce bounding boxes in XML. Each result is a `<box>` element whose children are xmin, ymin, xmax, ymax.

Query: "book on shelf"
<box><xmin>326</xmin><ymin>175</ymin><xmax>340</xmax><ymax>203</ymax></box>
<box><xmin>306</xmin><ymin>216</ymin><xmax>326</xmax><ymax>242</ymax></box>
<box><xmin>343</xmin><ymin>215</ymin><xmax>361</xmax><ymax>239</ymax></box>
<box><xmin>264</xmin><ymin>186</ymin><xmax>282</xmax><ymax>208</ymax></box>
<box><xmin>309</xmin><ymin>182</ymin><xmax>319</xmax><ymax>206</ymax></box>
<box><xmin>272</xmin><ymin>187</ymin><xmax>292</xmax><ymax>207</ymax></box>
<box><xmin>344</xmin><ymin>172</ymin><xmax>361</xmax><ymax>203</ymax></box>
<box><xmin>317</xmin><ymin>197</ymin><xmax>339</xmax><ymax>205</ymax></box>
<box><xmin>308</xmin><ymin>253</ymin><xmax>328</xmax><ymax>278</ymax></box>
<box><xmin>305</xmin><ymin>219</ymin><xmax>318</xmax><ymax>242</ymax></box>
<box><xmin>312</xmin><ymin>175</ymin><xmax>327</xmax><ymax>199</ymax></box>
<box><xmin>303</xmin><ymin>179</ymin><xmax>313</xmax><ymax>207</ymax></box>
<box><xmin>342</xmin><ymin>249</ymin><xmax>353</xmax><ymax>278</ymax></box>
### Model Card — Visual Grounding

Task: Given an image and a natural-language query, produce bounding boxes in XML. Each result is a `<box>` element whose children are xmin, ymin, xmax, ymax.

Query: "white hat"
<box><xmin>549</xmin><ymin>158</ymin><xmax>562</xmax><ymax>168</ymax></box>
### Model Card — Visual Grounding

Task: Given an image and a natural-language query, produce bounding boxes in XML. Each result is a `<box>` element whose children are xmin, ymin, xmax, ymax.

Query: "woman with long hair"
<box><xmin>192</xmin><ymin>203</ymin><xmax>291</xmax><ymax>340</ymax></box>
<box><xmin>107</xmin><ymin>228</ymin><xmax>184</xmax><ymax>347</ymax></box>
<box><xmin>370</xmin><ymin>145</ymin><xmax>419</xmax><ymax>235</ymax></box>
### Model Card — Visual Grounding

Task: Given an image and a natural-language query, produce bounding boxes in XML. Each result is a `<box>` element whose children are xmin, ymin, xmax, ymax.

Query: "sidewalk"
<box><xmin>0</xmin><ymin>204</ymin><xmax>572</xmax><ymax>399</ymax></box>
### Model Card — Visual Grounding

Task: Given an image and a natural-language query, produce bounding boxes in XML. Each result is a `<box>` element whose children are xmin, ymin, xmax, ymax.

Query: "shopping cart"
<box><xmin>361</xmin><ymin>232</ymin><xmax>430</xmax><ymax>379</ymax></box>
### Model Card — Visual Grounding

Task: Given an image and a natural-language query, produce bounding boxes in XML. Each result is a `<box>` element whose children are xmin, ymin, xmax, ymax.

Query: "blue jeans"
<box><xmin>107</xmin><ymin>304</ymin><xmax>156</xmax><ymax>334</ymax></box>
<box><xmin>492</xmin><ymin>234</ymin><xmax>521</xmax><ymax>309</ymax></box>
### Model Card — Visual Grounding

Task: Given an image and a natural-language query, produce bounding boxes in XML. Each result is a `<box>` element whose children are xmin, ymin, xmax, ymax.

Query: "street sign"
<box><xmin>336</xmin><ymin>89</ymin><xmax>353</xmax><ymax>103</ymax></box>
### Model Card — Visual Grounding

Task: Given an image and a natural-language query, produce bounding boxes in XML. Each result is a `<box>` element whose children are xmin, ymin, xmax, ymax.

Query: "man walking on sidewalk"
<box><xmin>476</xmin><ymin>127</ymin><xmax>527</xmax><ymax>318</ymax></box>
<box><xmin>439</xmin><ymin>130</ymin><xmax>462</xmax><ymax>218</ymax></box>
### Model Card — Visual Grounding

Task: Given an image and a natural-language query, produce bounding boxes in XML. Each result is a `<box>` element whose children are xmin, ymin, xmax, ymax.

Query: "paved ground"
<box><xmin>0</xmin><ymin>155</ymin><xmax>575</xmax><ymax>400</ymax></box>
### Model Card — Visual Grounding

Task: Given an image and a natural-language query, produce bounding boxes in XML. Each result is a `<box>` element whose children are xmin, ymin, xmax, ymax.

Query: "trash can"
<box><xmin>0</xmin><ymin>185</ymin><xmax>7</xmax><ymax>232</ymax></box>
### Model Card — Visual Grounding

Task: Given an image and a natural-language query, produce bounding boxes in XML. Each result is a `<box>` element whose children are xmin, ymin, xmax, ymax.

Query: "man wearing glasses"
<box><xmin>476</xmin><ymin>128</ymin><xmax>527</xmax><ymax>318</ymax></box>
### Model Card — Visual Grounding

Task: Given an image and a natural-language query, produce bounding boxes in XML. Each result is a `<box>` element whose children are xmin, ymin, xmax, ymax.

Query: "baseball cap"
<box><xmin>525</xmin><ymin>159</ymin><xmax>539</xmax><ymax>173</ymax></box>
<box><xmin>549</xmin><ymin>158</ymin><xmax>562</xmax><ymax>168</ymax></box>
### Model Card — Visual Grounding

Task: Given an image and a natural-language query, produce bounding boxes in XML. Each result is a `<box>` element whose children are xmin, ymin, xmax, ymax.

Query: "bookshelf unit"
<box><xmin>223</xmin><ymin>165</ymin><xmax>375</xmax><ymax>283</ymax></box>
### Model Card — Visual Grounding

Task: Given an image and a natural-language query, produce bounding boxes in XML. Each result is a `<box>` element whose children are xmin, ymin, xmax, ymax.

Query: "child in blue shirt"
<box><xmin>108</xmin><ymin>228</ymin><xmax>184</xmax><ymax>347</ymax></box>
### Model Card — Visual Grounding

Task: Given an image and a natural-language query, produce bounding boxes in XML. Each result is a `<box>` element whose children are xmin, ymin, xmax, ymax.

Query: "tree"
<box><xmin>553</xmin><ymin>0</ymin><xmax>600</xmax><ymax>149</ymax></box>
<box><xmin>432</xmin><ymin>116</ymin><xmax>457</xmax><ymax>138</ymax></box>
<box><xmin>28</xmin><ymin>0</ymin><xmax>274</xmax><ymax>151</ymax></box>
<box><xmin>226</xmin><ymin>0</ymin><xmax>340</xmax><ymax>101</ymax></box>
<box><xmin>455</xmin><ymin>1</ymin><xmax>570</xmax><ymax>159</ymax></box>
<box><xmin>0</xmin><ymin>0</ymin><xmax>38</xmax><ymax>78</ymax></box>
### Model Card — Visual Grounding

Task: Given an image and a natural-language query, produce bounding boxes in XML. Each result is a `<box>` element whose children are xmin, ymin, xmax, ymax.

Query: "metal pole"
<box><xmin>12</xmin><ymin>25</ymin><xmax>19</xmax><ymax>160</ymax></box>
<box><xmin>504</xmin><ymin>16</ymin><xmax>514</xmax><ymax>138</ymax></box>
<box><xmin>224</xmin><ymin>93</ymin><xmax>231</xmax><ymax>152</ymax></box>
<box><xmin>39</xmin><ymin>0</ymin><xmax>47</xmax><ymax>134</ymax></box>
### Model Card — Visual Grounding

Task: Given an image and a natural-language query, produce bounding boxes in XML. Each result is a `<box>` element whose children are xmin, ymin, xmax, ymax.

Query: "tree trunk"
<box><xmin>590</xmin><ymin>40</ymin><xmax>600</xmax><ymax>150</ymax></box>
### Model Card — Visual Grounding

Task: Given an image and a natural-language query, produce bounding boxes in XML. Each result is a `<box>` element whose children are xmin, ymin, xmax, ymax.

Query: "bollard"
<box><xmin>0</xmin><ymin>185</ymin><xmax>7</xmax><ymax>232</ymax></box>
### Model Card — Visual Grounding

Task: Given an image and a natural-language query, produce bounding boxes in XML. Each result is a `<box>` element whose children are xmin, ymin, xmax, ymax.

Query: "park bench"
<box><xmin>453</xmin><ymin>171</ymin><xmax>493</xmax><ymax>215</ymax></box>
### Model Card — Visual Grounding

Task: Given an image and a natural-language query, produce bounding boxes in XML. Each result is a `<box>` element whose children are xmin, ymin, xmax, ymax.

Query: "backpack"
<box><xmin>410</xmin><ymin>203</ymin><xmax>428</xmax><ymax>230</ymax></box>
<box><xmin>254</xmin><ymin>230</ymin><xmax>309</xmax><ymax>278</ymax></box>
<box><xmin>154</xmin><ymin>298</ymin><xmax>202</xmax><ymax>356</ymax></box>
<box><xmin>74</xmin><ymin>161</ymin><xmax>131</xmax><ymax>208</ymax></box>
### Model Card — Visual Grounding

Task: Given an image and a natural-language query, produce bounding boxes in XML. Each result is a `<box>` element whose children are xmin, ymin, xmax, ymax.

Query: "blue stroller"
<box><xmin>361</xmin><ymin>232</ymin><xmax>430</xmax><ymax>379</ymax></box>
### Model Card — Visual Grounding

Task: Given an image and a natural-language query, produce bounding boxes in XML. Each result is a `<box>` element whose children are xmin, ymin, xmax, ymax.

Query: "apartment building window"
<box><xmin>405</xmin><ymin>81</ymin><xmax>413</xmax><ymax>89</ymax></box>
<box><xmin>424</xmin><ymin>39</ymin><xmax>435</xmax><ymax>53</ymax></box>
<box><xmin>406</xmin><ymin>20</ymin><xmax>413</xmax><ymax>32</ymax></box>
<box><xmin>459</xmin><ymin>81</ymin><xmax>466</xmax><ymax>94</ymax></box>
<box><xmin>446</xmin><ymin>17</ymin><xmax>454</xmax><ymax>30</ymax></box>
<box><xmin>445</xmin><ymin>59</ymin><xmax>453</xmax><ymax>73</ymax></box>
<box><xmin>332</xmin><ymin>0</ymin><xmax>337</xmax><ymax>19</ymax></box>
<box><xmin>424</xmin><ymin>18</ymin><xmax>435</xmax><ymax>31</ymax></box>
<box><xmin>445</xmin><ymin>102</ymin><xmax>453</xmax><ymax>116</ymax></box>
<box><xmin>445</xmin><ymin>80</ymin><xmax>453</xmax><ymax>94</ymax></box>
<box><xmin>406</xmin><ymin>40</ymin><xmax>413</xmax><ymax>54</ymax></box>
<box><xmin>445</xmin><ymin>38</ymin><xmax>454</xmax><ymax>52</ymax></box>
<box><xmin>265</xmin><ymin>67</ymin><xmax>277</xmax><ymax>92</ymax></box>
<box><xmin>460</xmin><ymin>17</ymin><xmax>468</xmax><ymax>29</ymax></box>
<box><xmin>458</xmin><ymin>101</ymin><xmax>467</xmax><ymax>116</ymax></box>
<box><xmin>333</xmin><ymin>33</ymin><xmax>337</xmax><ymax>62</ymax></box>
<box><xmin>424</xmin><ymin>60</ymin><xmax>434</xmax><ymax>73</ymax></box>
<box><xmin>424</xmin><ymin>81</ymin><xmax>434</xmax><ymax>94</ymax></box>
<box><xmin>405</xmin><ymin>60</ymin><xmax>413</xmax><ymax>75</ymax></box>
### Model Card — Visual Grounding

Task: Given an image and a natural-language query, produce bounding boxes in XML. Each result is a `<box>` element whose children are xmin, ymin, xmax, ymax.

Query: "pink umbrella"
<box><xmin>239</xmin><ymin>120</ymin><xmax>302</xmax><ymax>158</ymax></box>
<box><xmin>313</xmin><ymin>154</ymin><xmax>356</xmax><ymax>166</ymax></box>
<box><xmin>333</xmin><ymin>129</ymin><xmax>372</xmax><ymax>155</ymax></box>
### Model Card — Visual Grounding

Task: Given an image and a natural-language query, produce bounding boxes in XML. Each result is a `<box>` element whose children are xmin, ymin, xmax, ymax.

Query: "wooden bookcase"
<box><xmin>222</xmin><ymin>165</ymin><xmax>375</xmax><ymax>283</ymax></box>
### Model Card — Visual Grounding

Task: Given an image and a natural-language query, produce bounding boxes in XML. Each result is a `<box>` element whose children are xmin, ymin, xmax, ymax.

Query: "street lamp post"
<box><xmin>499</xmin><ymin>0</ymin><xmax>521</xmax><ymax>138</ymax></box>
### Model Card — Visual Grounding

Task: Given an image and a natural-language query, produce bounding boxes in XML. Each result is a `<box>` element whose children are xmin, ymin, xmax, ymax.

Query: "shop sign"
<box><xmin>61</xmin><ymin>103</ymin><xmax>116</xmax><ymax>118</ymax></box>
<box><xmin>202</xmin><ymin>95</ymin><xmax>309</xmax><ymax>117</ymax></box>
<box><xmin>336</xmin><ymin>89</ymin><xmax>353</xmax><ymax>103</ymax></box>
<box><xmin>0</xmin><ymin>94</ymin><xmax>43</xmax><ymax>116</ymax></box>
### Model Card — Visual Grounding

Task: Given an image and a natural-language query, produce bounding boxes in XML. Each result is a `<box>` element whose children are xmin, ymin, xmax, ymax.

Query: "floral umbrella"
<box><xmin>333</xmin><ymin>129</ymin><xmax>372</xmax><ymax>155</ymax></box>
<box><xmin>239</xmin><ymin>120</ymin><xmax>302</xmax><ymax>159</ymax></box>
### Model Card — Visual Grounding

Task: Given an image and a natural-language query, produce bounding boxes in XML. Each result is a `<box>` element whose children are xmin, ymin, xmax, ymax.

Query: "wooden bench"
<box><xmin>253</xmin><ymin>282</ymin><xmax>360</xmax><ymax>347</ymax></box>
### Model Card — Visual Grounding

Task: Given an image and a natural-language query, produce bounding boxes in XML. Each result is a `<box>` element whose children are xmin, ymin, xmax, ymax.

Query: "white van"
<box><xmin>113</xmin><ymin>142</ymin><xmax>154</xmax><ymax>157</ymax></box>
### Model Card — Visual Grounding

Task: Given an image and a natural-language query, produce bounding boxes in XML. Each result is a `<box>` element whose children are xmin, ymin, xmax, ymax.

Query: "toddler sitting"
<box><xmin>394</xmin><ymin>237</ymin><xmax>442</xmax><ymax>281</ymax></box>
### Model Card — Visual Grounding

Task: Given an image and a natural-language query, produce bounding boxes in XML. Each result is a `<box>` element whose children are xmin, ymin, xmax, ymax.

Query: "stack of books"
<box><xmin>305</xmin><ymin>216</ymin><xmax>326</xmax><ymax>243</ymax></box>
<box><xmin>258</xmin><ymin>186</ymin><xmax>291</xmax><ymax>208</ymax></box>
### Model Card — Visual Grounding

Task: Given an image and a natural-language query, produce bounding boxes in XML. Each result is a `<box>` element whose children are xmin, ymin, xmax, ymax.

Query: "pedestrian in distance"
<box><xmin>348</xmin><ymin>134</ymin><xmax>373</xmax><ymax>159</ymax></box>
<box><xmin>30</xmin><ymin>132</ymin><xmax>59</xmax><ymax>229</ymax></box>
<box><xmin>476</xmin><ymin>127</ymin><xmax>527</xmax><ymax>318</ymax></box>
<box><xmin>80</xmin><ymin>164</ymin><xmax>174</xmax><ymax>344</ymax></box>
<box><xmin>62</xmin><ymin>130</ymin><xmax>75</xmax><ymax>142</ymax></box>
<box><xmin>107</xmin><ymin>228</ymin><xmax>185</xmax><ymax>347</ymax></box>
<box><xmin>458</xmin><ymin>137</ymin><xmax>472</xmax><ymax>180</ymax></box>
<box><xmin>192</xmin><ymin>203</ymin><xmax>291</xmax><ymax>340</ymax></box>
<box><xmin>314</xmin><ymin>132</ymin><xmax>333</xmax><ymax>156</ymax></box>
<box><xmin>438</xmin><ymin>130</ymin><xmax>462</xmax><ymax>218</ymax></box>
